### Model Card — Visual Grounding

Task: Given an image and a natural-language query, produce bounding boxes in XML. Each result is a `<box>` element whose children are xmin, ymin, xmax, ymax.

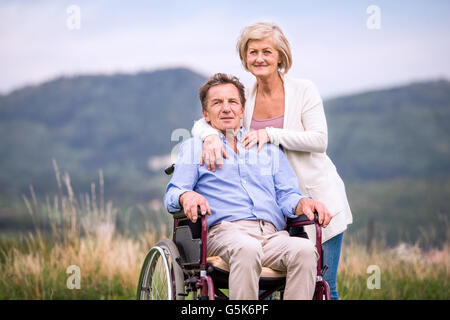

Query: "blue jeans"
<box><xmin>322</xmin><ymin>232</ymin><xmax>344</xmax><ymax>300</ymax></box>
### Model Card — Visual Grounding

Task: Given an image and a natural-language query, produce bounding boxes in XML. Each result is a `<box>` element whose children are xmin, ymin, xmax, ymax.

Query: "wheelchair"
<box><xmin>136</xmin><ymin>165</ymin><xmax>330</xmax><ymax>300</ymax></box>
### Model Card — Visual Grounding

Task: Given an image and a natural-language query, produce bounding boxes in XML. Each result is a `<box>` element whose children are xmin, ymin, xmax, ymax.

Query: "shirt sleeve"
<box><xmin>265</xmin><ymin>82</ymin><xmax>328</xmax><ymax>153</ymax></box>
<box><xmin>270</xmin><ymin>145</ymin><xmax>310</xmax><ymax>218</ymax></box>
<box><xmin>191</xmin><ymin>117</ymin><xmax>221</xmax><ymax>140</ymax></box>
<box><xmin>163</xmin><ymin>139</ymin><xmax>201</xmax><ymax>212</ymax></box>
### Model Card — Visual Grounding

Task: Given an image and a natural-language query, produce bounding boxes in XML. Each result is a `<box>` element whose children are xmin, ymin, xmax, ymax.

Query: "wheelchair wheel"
<box><xmin>137</xmin><ymin>238</ymin><xmax>185</xmax><ymax>300</ymax></box>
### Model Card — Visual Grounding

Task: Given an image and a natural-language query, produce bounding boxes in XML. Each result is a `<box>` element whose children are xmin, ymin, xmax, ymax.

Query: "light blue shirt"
<box><xmin>164</xmin><ymin>127</ymin><xmax>308</xmax><ymax>231</ymax></box>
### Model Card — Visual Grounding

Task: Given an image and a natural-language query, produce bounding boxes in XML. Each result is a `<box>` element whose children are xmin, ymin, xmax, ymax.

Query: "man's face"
<box><xmin>202</xmin><ymin>83</ymin><xmax>244</xmax><ymax>134</ymax></box>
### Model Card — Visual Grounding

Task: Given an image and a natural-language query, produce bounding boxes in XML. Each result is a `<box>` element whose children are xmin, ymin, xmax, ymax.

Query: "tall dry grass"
<box><xmin>0</xmin><ymin>161</ymin><xmax>165</xmax><ymax>299</ymax></box>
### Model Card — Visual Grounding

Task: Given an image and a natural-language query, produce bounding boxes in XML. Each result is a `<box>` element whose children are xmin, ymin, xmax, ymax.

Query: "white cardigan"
<box><xmin>191</xmin><ymin>75</ymin><xmax>352</xmax><ymax>243</ymax></box>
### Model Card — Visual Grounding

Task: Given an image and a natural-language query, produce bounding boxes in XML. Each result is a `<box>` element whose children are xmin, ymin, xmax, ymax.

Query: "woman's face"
<box><xmin>246</xmin><ymin>37</ymin><xmax>281</xmax><ymax>79</ymax></box>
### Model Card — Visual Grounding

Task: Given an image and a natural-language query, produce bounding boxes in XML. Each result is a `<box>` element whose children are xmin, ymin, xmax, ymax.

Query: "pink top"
<box><xmin>250</xmin><ymin>114</ymin><xmax>284</xmax><ymax>131</ymax></box>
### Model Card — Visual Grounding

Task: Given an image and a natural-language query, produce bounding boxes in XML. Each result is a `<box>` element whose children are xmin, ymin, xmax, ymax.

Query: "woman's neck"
<box><xmin>256</xmin><ymin>72</ymin><xmax>284</xmax><ymax>97</ymax></box>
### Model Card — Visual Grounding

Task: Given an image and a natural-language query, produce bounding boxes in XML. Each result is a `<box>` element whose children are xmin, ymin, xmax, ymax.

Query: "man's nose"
<box><xmin>222</xmin><ymin>102</ymin><xmax>232</xmax><ymax>112</ymax></box>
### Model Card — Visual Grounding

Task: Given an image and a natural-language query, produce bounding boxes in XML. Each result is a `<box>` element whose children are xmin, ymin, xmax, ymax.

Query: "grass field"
<box><xmin>0</xmin><ymin>172</ymin><xmax>448</xmax><ymax>300</ymax></box>
<box><xmin>1</xmin><ymin>229</ymin><xmax>448</xmax><ymax>300</ymax></box>
<box><xmin>1</xmin><ymin>218</ymin><xmax>448</xmax><ymax>299</ymax></box>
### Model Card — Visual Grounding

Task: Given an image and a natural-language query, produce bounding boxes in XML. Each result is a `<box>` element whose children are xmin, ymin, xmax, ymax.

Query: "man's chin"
<box><xmin>214</xmin><ymin>122</ymin><xmax>238</xmax><ymax>130</ymax></box>
<box><xmin>224</xmin><ymin>124</ymin><xmax>240</xmax><ymax>131</ymax></box>
<box><xmin>212</xmin><ymin>124</ymin><xmax>239</xmax><ymax>135</ymax></box>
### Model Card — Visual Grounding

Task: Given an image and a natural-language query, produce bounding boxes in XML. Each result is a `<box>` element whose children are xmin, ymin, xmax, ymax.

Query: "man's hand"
<box><xmin>179</xmin><ymin>191</ymin><xmax>211</xmax><ymax>223</ymax></box>
<box><xmin>295</xmin><ymin>198</ymin><xmax>332</xmax><ymax>227</ymax></box>
<box><xmin>201</xmin><ymin>134</ymin><xmax>228</xmax><ymax>172</ymax></box>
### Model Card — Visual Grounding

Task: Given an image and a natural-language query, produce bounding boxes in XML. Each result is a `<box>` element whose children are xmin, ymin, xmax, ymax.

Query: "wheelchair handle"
<box><xmin>165</xmin><ymin>164</ymin><xmax>175</xmax><ymax>175</ymax></box>
<box><xmin>286</xmin><ymin>211</ymin><xmax>319</xmax><ymax>226</ymax></box>
<box><xmin>170</xmin><ymin>206</ymin><xmax>205</xmax><ymax>221</ymax></box>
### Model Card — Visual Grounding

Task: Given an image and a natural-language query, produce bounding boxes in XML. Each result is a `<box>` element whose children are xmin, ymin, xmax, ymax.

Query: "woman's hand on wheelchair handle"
<box><xmin>201</xmin><ymin>134</ymin><xmax>228</xmax><ymax>172</ymax></box>
<box><xmin>179</xmin><ymin>191</ymin><xmax>211</xmax><ymax>223</ymax></box>
<box><xmin>296</xmin><ymin>198</ymin><xmax>332</xmax><ymax>228</ymax></box>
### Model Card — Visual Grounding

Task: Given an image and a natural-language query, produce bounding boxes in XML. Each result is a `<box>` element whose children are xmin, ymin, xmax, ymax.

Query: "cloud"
<box><xmin>0</xmin><ymin>1</ymin><xmax>449</xmax><ymax>97</ymax></box>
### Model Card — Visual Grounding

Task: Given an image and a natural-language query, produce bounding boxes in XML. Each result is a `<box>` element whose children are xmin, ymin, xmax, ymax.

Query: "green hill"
<box><xmin>323</xmin><ymin>79</ymin><xmax>450</xmax><ymax>247</ymax></box>
<box><xmin>0</xmin><ymin>68</ymin><xmax>206</xmax><ymax>200</ymax></box>
<box><xmin>325</xmin><ymin>79</ymin><xmax>450</xmax><ymax>181</ymax></box>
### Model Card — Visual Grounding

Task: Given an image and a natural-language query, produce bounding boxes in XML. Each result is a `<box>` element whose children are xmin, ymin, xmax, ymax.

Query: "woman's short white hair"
<box><xmin>237</xmin><ymin>22</ymin><xmax>292</xmax><ymax>74</ymax></box>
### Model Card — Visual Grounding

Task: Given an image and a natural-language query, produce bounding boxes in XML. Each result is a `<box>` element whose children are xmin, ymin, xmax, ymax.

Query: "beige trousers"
<box><xmin>207</xmin><ymin>219</ymin><xmax>318</xmax><ymax>300</ymax></box>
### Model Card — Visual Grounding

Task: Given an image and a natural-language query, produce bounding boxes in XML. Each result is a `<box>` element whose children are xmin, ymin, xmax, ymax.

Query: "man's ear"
<box><xmin>239</xmin><ymin>106</ymin><xmax>245</xmax><ymax>120</ymax></box>
<box><xmin>202</xmin><ymin>108</ymin><xmax>210</xmax><ymax>123</ymax></box>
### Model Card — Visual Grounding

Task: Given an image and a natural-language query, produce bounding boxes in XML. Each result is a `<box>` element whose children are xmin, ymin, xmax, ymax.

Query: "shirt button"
<box><xmin>242</xmin><ymin>179</ymin><xmax>247</xmax><ymax>184</ymax></box>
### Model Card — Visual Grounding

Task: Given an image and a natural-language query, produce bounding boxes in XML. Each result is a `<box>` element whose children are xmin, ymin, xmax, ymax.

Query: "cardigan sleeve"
<box><xmin>191</xmin><ymin>117</ymin><xmax>220</xmax><ymax>140</ymax></box>
<box><xmin>265</xmin><ymin>81</ymin><xmax>328</xmax><ymax>153</ymax></box>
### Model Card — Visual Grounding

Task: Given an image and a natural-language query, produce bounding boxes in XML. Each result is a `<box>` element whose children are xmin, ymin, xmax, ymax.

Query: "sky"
<box><xmin>1</xmin><ymin>0</ymin><xmax>449</xmax><ymax>98</ymax></box>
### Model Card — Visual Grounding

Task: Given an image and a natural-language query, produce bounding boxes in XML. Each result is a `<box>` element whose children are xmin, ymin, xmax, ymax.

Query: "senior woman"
<box><xmin>191</xmin><ymin>22</ymin><xmax>352</xmax><ymax>300</ymax></box>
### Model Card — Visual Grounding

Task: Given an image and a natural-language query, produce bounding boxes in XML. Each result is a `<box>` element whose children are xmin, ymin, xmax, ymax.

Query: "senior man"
<box><xmin>164</xmin><ymin>73</ymin><xmax>331</xmax><ymax>300</ymax></box>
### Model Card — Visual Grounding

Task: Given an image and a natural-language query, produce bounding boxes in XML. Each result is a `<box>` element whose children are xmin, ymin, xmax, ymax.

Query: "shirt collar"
<box><xmin>217</xmin><ymin>126</ymin><xmax>247</xmax><ymax>142</ymax></box>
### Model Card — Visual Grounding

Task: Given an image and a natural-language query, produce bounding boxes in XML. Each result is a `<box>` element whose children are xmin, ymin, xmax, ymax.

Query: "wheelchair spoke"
<box><xmin>137</xmin><ymin>239</ymin><xmax>185</xmax><ymax>300</ymax></box>
<box><xmin>149</xmin><ymin>249</ymin><xmax>170</xmax><ymax>299</ymax></box>
<box><xmin>138</xmin><ymin>246</ymin><xmax>174</xmax><ymax>300</ymax></box>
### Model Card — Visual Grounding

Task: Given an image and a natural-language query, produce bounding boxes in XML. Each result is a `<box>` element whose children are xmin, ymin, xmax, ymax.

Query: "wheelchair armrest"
<box><xmin>171</xmin><ymin>207</ymin><xmax>208</xmax><ymax>268</ymax></box>
<box><xmin>170</xmin><ymin>206</ymin><xmax>204</xmax><ymax>221</ymax></box>
<box><xmin>171</xmin><ymin>210</ymin><xmax>188</xmax><ymax>220</ymax></box>
<box><xmin>286</xmin><ymin>211</ymin><xmax>325</xmax><ymax>278</ymax></box>
<box><xmin>286</xmin><ymin>212</ymin><xmax>318</xmax><ymax>227</ymax></box>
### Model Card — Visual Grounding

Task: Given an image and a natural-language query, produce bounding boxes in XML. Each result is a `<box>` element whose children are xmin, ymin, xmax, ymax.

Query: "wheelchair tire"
<box><xmin>137</xmin><ymin>238</ymin><xmax>185</xmax><ymax>300</ymax></box>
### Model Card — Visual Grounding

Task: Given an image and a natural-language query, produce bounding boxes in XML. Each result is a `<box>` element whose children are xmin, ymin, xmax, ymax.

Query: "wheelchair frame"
<box><xmin>137</xmin><ymin>208</ymin><xmax>331</xmax><ymax>300</ymax></box>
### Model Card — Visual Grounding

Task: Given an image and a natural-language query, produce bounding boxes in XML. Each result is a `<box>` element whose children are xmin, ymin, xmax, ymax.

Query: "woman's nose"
<box><xmin>255</xmin><ymin>53</ymin><xmax>264</xmax><ymax>63</ymax></box>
